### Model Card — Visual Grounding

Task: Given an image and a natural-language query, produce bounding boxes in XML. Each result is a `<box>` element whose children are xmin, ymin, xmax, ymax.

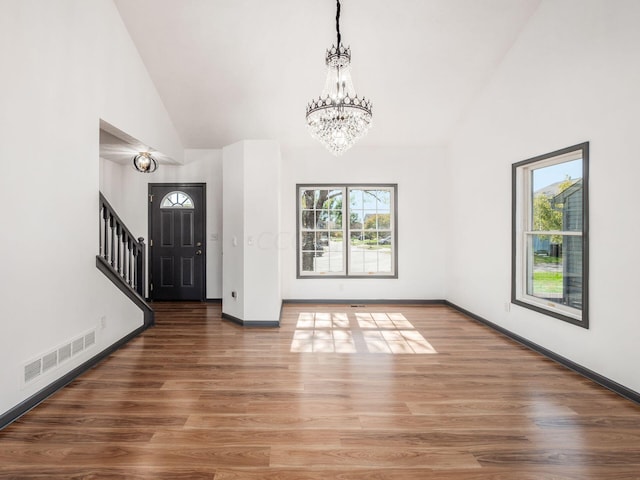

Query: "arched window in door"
<box><xmin>160</xmin><ymin>191</ymin><xmax>195</xmax><ymax>209</ymax></box>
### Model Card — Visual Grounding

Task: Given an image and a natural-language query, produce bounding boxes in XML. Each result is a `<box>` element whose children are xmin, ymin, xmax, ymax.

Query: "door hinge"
<box><xmin>150</xmin><ymin>283</ymin><xmax>153</xmax><ymax>291</ymax></box>
<box><xmin>150</xmin><ymin>239</ymin><xmax>153</xmax><ymax>247</ymax></box>
<box><xmin>149</xmin><ymin>194</ymin><xmax>154</xmax><ymax>202</ymax></box>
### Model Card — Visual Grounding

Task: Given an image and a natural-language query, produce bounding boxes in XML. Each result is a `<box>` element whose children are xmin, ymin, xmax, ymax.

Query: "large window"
<box><xmin>297</xmin><ymin>184</ymin><xmax>397</xmax><ymax>278</ymax></box>
<box><xmin>512</xmin><ymin>143</ymin><xmax>589</xmax><ymax>327</ymax></box>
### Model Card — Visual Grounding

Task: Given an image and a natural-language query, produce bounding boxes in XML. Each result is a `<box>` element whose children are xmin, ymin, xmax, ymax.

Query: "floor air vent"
<box><xmin>58</xmin><ymin>344</ymin><xmax>72</xmax><ymax>363</ymax></box>
<box><xmin>71</xmin><ymin>337</ymin><xmax>84</xmax><ymax>355</ymax></box>
<box><xmin>24</xmin><ymin>359</ymin><xmax>42</xmax><ymax>383</ymax></box>
<box><xmin>42</xmin><ymin>351</ymin><xmax>58</xmax><ymax>373</ymax></box>
<box><xmin>23</xmin><ymin>327</ymin><xmax>97</xmax><ymax>386</ymax></box>
<box><xmin>84</xmin><ymin>331</ymin><xmax>96</xmax><ymax>347</ymax></box>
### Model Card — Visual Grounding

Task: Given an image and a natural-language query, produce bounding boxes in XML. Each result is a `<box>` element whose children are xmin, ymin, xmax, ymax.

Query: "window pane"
<box><xmin>526</xmin><ymin>233</ymin><xmax>562</xmax><ymax>300</ymax></box>
<box><xmin>350</xmin><ymin>189</ymin><xmax>362</xmax><ymax>209</ymax></box>
<box><xmin>316</xmin><ymin>209</ymin><xmax>328</xmax><ymax>229</ymax></box>
<box><xmin>300</xmin><ymin>190</ymin><xmax>316</xmax><ymax>209</ymax></box>
<box><xmin>328</xmin><ymin>250</ymin><xmax>344</xmax><ymax>273</ymax></box>
<box><xmin>376</xmin><ymin>190</ymin><xmax>391</xmax><ymax>211</ymax></box>
<box><xmin>362</xmin><ymin>190</ymin><xmax>378</xmax><ymax>209</ymax></box>
<box><xmin>531</xmin><ymin>159</ymin><xmax>582</xmax><ymax>231</ymax></box>
<box><xmin>301</xmin><ymin>243</ymin><xmax>325</xmax><ymax>272</ymax></box>
<box><xmin>305</xmin><ymin>247</ymin><xmax>344</xmax><ymax>275</ymax></box>
<box><xmin>302</xmin><ymin>232</ymin><xmax>315</xmax><ymax>249</ymax></box>
<box><xmin>350</xmin><ymin>210</ymin><xmax>364</xmax><ymax>229</ymax></box>
<box><xmin>525</xmin><ymin>233</ymin><xmax>582</xmax><ymax>310</ymax></box>
<box><xmin>349</xmin><ymin>246</ymin><xmax>392</xmax><ymax>275</ymax></box>
<box><xmin>161</xmin><ymin>191</ymin><xmax>194</xmax><ymax>209</ymax></box>
<box><xmin>330</xmin><ymin>210</ymin><xmax>342</xmax><ymax>229</ymax></box>
<box><xmin>557</xmin><ymin>180</ymin><xmax>583</xmax><ymax>232</ymax></box>
<box><xmin>301</xmin><ymin>210</ymin><xmax>315</xmax><ymax>229</ymax></box>
<box><xmin>377</xmin><ymin>214</ymin><xmax>391</xmax><ymax>229</ymax></box>
<box><xmin>377</xmin><ymin>247</ymin><xmax>393</xmax><ymax>273</ymax></box>
<box><xmin>329</xmin><ymin>231</ymin><xmax>343</xmax><ymax>251</ymax></box>
<box><xmin>349</xmin><ymin>241</ymin><xmax>365</xmax><ymax>273</ymax></box>
<box><xmin>301</xmin><ymin>252</ymin><xmax>316</xmax><ymax>272</ymax></box>
<box><xmin>299</xmin><ymin>187</ymin><xmax>346</xmax><ymax>275</ymax></box>
<box><xmin>378</xmin><ymin>231</ymin><xmax>392</xmax><ymax>246</ymax></box>
<box><xmin>363</xmin><ymin>211</ymin><xmax>378</xmax><ymax>230</ymax></box>
<box><xmin>360</xmin><ymin>212</ymin><xmax>392</xmax><ymax>230</ymax></box>
<box><xmin>349</xmin><ymin>231</ymin><xmax>364</xmax><ymax>274</ymax></box>
<box><xmin>347</xmin><ymin>187</ymin><xmax>394</xmax><ymax>275</ymax></box>
<box><xmin>326</xmin><ymin>190</ymin><xmax>343</xmax><ymax>209</ymax></box>
<box><xmin>317</xmin><ymin>232</ymin><xmax>329</xmax><ymax>248</ymax></box>
<box><xmin>317</xmin><ymin>190</ymin><xmax>330</xmax><ymax>209</ymax></box>
<box><xmin>348</xmin><ymin>232</ymin><xmax>393</xmax><ymax>275</ymax></box>
<box><xmin>563</xmin><ymin>235</ymin><xmax>584</xmax><ymax>309</ymax></box>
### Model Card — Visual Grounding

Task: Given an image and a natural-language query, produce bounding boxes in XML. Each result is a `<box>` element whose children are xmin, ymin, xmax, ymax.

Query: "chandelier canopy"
<box><xmin>306</xmin><ymin>0</ymin><xmax>373</xmax><ymax>155</ymax></box>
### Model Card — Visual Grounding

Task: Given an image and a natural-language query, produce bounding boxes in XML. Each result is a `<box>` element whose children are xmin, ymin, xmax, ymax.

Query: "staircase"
<box><xmin>96</xmin><ymin>192</ymin><xmax>154</xmax><ymax>326</ymax></box>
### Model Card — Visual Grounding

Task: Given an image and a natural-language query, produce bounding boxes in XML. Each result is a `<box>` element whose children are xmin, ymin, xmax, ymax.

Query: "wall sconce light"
<box><xmin>132</xmin><ymin>152</ymin><xmax>158</xmax><ymax>173</ymax></box>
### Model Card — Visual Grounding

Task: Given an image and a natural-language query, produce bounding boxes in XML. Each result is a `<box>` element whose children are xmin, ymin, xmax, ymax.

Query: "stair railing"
<box><xmin>98</xmin><ymin>192</ymin><xmax>146</xmax><ymax>298</ymax></box>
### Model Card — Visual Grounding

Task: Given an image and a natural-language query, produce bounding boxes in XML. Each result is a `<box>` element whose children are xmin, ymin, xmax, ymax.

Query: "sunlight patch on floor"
<box><xmin>290</xmin><ymin>312</ymin><xmax>437</xmax><ymax>354</ymax></box>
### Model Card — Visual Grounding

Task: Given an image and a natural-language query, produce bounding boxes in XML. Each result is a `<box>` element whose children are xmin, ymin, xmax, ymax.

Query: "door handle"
<box><xmin>196</xmin><ymin>250</ymin><xmax>202</xmax><ymax>255</ymax></box>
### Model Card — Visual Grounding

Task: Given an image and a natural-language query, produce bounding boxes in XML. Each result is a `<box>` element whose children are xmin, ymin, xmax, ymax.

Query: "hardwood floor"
<box><xmin>1</xmin><ymin>302</ymin><xmax>640</xmax><ymax>479</ymax></box>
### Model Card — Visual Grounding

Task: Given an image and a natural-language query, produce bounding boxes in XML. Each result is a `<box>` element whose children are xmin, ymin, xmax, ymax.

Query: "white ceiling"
<box><xmin>113</xmin><ymin>0</ymin><xmax>540</xmax><ymax>150</ymax></box>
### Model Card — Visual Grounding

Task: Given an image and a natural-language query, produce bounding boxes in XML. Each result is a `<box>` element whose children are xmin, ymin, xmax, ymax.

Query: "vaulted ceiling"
<box><xmin>114</xmin><ymin>0</ymin><xmax>541</xmax><ymax>150</ymax></box>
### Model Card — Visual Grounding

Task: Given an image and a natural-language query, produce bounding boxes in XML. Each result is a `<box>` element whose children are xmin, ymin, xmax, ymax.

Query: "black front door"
<box><xmin>148</xmin><ymin>183</ymin><xmax>206</xmax><ymax>301</ymax></box>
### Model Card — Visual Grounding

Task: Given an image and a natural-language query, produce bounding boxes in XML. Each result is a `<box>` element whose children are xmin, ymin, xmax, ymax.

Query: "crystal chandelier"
<box><xmin>306</xmin><ymin>0</ymin><xmax>373</xmax><ymax>155</ymax></box>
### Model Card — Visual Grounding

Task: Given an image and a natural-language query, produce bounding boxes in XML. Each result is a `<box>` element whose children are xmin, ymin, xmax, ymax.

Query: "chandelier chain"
<box><xmin>336</xmin><ymin>0</ymin><xmax>341</xmax><ymax>47</ymax></box>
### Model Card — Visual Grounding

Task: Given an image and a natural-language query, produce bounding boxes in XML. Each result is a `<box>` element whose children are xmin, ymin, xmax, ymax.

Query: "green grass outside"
<box><xmin>533</xmin><ymin>271</ymin><xmax>563</xmax><ymax>294</ymax></box>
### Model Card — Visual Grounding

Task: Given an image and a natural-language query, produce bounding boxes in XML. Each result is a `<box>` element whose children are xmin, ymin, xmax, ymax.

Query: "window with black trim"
<box><xmin>512</xmin><ymin>143</ymin><xmax>589</xmax><ymax>327</ymax></box>
<box><xmin>297</xmin><ymin>184</ymin><xmax>397</xmax><ymax>278</ymax></box>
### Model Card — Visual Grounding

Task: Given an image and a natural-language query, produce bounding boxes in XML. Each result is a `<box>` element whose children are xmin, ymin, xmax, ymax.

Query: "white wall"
<box><xmin>222</xmin><ymin>142</ymin><xmax>245</xmax><ymax>320</ymax></box>
<box><xmin>243</xmin><ymin>141</ymin><xmax>281</xmax><ymax>321</ymax></box>
<box><xmin>222</xmin><ymin>141</ymin><xmax>281</xmax><ymax>323</ymax></box>
<box><xmin>0</xmin><ymin>0</ymin><xmax>183</xmax><ymax>417</ymax></box>
<box><xmin>447</xmin><ymin>0</ymin><xmax>640</xmax><ymax>392</ymax></box>
<box><xmin>280</xmin><ymin>146</ymin><xmax>448</xmax><ymax>301</ymax></box>
<box><xmin>99</xmin><ymin>149</ymin><xmax>223</xmax><ymax>299</ymax></box>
